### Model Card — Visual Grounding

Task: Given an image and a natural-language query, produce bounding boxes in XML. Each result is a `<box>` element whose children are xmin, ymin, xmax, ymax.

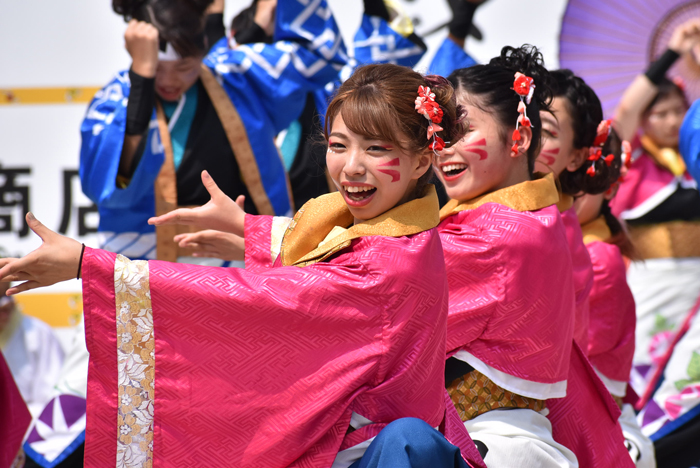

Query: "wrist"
<box><xmin>645</xmin><ymin>49</ymin><xmax>680</xmax><ymax>85</ymax></box>
<box><xmin>131</xmin><ymin>59</ymin><xmax>157</xmax><ymax>79</ymax></box>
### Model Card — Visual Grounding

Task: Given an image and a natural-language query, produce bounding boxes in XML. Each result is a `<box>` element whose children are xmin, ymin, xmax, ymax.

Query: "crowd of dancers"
<box><xmin>4</xmin><ymin>1</ymin><xmax>700</xmax><ymax>467</ymax></box>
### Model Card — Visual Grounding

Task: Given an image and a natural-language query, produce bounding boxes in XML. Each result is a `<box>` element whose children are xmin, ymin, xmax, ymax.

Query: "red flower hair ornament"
<box><xmin>586</xmin><ymin>119</ymin><xmax>617</xmax><ymax>177</ymax></box>
<box><xmin>511</xmin><ymin>72</ymin><xmax>536</xmax><ymax>155</ymax></box>
<box><xmin>415</xmin><ymin>85</ymin><xmax>446</xmax><ymax>155</ymax></box>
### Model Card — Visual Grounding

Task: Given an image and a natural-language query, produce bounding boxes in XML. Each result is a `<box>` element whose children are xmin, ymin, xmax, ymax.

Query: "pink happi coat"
<box><xmin>0</xmin><ymin>352</ymin><xmax>31</xmax><ymax>468</ymax></box>
<box><xmin>81</xmin><ymin>202</ymin><xmax>483</xmax><ymax>468</ymax></box>
<box><xmin>559</xmin><ymin>205</ymin><xmax>594</xmax><ymax>350</ymax></box>
<box><xmin>584</xmin><ymin>233</ymin><xmax>636</xmax><ymax>395</ymax></box>
<box><xmin>611</xmin><ymin>136</ymin><xmax>695</xmax><ymax>219</ymax></box>
<box><xmin>440</xmin><ymin>202</ymin><xmax>574</xmax><ymax>398</ymax></box>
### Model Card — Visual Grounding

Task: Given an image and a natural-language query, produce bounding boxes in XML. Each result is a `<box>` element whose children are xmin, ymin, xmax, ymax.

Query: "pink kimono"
<box><xmin>441</xmin><ymin>203</ymin><xmax>574</xmax><ymax>397</ymax></box>
<box><xmin>559</xmin><ymin>205</ymin><xmax>594</xmax><ymax>350</ymax></box>
<box><xmin>585</xmin><ymin>237</ymin><xmax>636</xmax><ymax>395</ymax></box>
<box><xmin>80</xmin><ymin>187</ymin><xmax>484</xmax><ymax>468</ymax></box>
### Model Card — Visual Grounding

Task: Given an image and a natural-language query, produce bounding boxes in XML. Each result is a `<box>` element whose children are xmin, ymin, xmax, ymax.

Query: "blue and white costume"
<box><xmin>80</xmin><ymin>0</ymin><xmax>347</xmax><ymax>261</ymax></box>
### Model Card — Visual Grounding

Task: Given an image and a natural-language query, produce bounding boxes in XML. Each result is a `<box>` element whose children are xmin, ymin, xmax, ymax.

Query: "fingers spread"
<box><xmin>7</xmin><ymin>281</ymin><xmax>41</xmax><ymax>295</ymax></box>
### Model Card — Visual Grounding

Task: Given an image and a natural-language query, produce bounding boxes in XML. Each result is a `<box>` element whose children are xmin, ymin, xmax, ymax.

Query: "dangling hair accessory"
<box><xmin>511</xmin><ymin>72</ymin><xmax>535</xmax><ymax>154</ymax></box>
<box><xmin>415</xmin><ymin>85</ymin><xmax>445</xmax><ymax>154</ymax></box>
<box><xmin>586</xmin><ymin>119</ymin><xmax>615</xmax><ymax>177</ymax></box>
<box><xmin>617</xmin><ymin>140</ymin><xmax>632</xmax><ymax>182</ymax></box>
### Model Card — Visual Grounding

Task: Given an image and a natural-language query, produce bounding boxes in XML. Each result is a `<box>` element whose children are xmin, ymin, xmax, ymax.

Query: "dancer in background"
<box><xmin>611</xmin><ymin>19</ymin><xmax>700</xmax><ymax>402</ymax></box>
<box><xmin>429</xmin><ymin>0</ymin><xmax>483</xmax><ymax>77</ymax></box>
<box><xmin>80</xmin><ymin>0</ymin><xmax>345</xmax><ymax>264</ymax></box>
<box><xmin>0</xmin><ymin>63</ymin><xmax>486</xmax><ymax>468</ymax></box>
<box><xmin>437</xmin><ymin>45</ymin><xmax>577</xmax><ymax>467</ymax></box>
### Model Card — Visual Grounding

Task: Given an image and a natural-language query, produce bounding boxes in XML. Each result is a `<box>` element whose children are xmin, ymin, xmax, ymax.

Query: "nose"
<box><xmin>343</xmin><ymin>148</ymin><xmax>366</xmax><ymax>177</ymax></box>
<box><xmin>439</xmin><ymin>144</ymin><xmax>456</xmax><ymax>158</ymax></box>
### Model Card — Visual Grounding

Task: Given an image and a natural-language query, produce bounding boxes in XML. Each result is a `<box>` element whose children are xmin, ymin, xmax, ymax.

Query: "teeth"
<box><xmin>344</xmin><ymin>186</ymin><xmax>375</xmax><ymax>193</ymax></box>
<box><xmin>442</xmin><ymin>164</ymin><xmax>467</xmax><ymax>173</ymax></box>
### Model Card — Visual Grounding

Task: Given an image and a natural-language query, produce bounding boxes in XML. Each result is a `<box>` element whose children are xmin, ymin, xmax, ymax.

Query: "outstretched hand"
<box><xmin>173</xmin><ymin>230</ymin><xmax>245</xmax><ymax>261</ymax></box>
<box><xmin>148</xmin><ymin>171</ymin><xmax>247</xmax><ymax>237</ymax></box>
<box><xmin>0</xmin><ymin>213</ymin><xmax>83</xmax><ymax>295</ymax></box>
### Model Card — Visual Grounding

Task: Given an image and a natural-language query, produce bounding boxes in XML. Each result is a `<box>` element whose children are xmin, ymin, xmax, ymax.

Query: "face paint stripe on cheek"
<box><xmin>378</xmin><ymin>158</ymin><xmax>400</xmax><ymax>167</ymax></box>
<box><xmin>539</xmin><ymin>147</ymin><xmax>559</xmax><ymax>165</ymax></box>
<box><xmin>463</xmin><ymin>138</ymin><xmax>488</xmax><ymax>160</ymax></box>
<box><xmin>377</xmin><ymin>158</ymin><xmax>401</xmax><ymax>182</ymax></box>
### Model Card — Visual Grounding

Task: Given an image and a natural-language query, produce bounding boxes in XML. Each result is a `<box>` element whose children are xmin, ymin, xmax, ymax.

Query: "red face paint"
<box><xmin>462</xmin><ymin>138</ymin><xmax>488</xmax><ymax>160</ymax></box>
<box><xmin>539</xmin><ymin>147</ymin><xmax>560</xmax><ymax>165</ymax></box>
<box><xmin>377</xmin><ymin>157</ymin><xmax>401</xmax><ymax>182</ymax></box>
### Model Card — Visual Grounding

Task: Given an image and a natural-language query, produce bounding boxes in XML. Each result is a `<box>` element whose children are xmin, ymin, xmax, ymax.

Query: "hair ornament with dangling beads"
<box><xmin>511</xmin><ymin>72</ymin><xmax>535</xmax><ymax>155</ymax></box>
<box><xmin>586</xmin><ymin>119</ymin><xmax>616</xmax><ymax>176</ymax></box>
<box><xmin>415</xmin><ymin>85</ymin><xmax>446</xmax><ymax>154</ymax></box>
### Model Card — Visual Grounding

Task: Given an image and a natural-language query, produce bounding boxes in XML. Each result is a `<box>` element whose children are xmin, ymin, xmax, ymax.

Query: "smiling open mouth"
<box><xmin>441</xmin><ymin>164</ymin><xmax>468</xmax><ymax>177</ymax></box>
<box><xmin>344</xmin><ymin>185</ymin><xmax>377</xmax><ymax>202</ymax></box>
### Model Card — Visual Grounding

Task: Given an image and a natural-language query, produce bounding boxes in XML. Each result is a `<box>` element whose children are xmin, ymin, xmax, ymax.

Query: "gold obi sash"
<box><xmin>280</xmin><ymin>185</ymin><xmax>440</xmax><ymax>267</ymax></box>
<box><xmin>153</xmin><ymin>65</ymin><xmax>288</xmax><ymax>262</ymax></box>
<box><xmin>447</xmin><ymin>371</ymin><xmax>546</xmax><ymax>422</ymax></box>
<box><xmin>628</xmin><ymin>221</ymin><xmax>700</xmax><ymax>259</ymax></box>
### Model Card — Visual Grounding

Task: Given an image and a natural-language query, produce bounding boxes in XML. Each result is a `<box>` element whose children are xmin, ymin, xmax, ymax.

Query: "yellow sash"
<box><xmin>640</xmin><ymin>135</ymin><xmax>686</xmax><ymax>177</ymax></box>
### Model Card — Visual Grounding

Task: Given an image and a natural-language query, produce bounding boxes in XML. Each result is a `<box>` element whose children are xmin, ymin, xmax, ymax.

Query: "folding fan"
<box><xmin>559</xmin><ymin>0</ymin><xmax>700</xmax><ymax>117</ymax></box>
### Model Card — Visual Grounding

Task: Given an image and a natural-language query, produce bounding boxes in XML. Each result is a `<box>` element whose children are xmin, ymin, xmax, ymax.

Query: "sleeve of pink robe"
<box><xmin>440</xmin><ymin>204</ymin><xmax>575</xmax><ymax>393</ymax></box>
<box><xmin>586</xmin><ymin>240</ymin><xmax>636</xmax><ymax>393</ymax></box>
<box><xmin>81</xmin><ymin>228</ymin><xmax>451</xmax><ymax>468</ymax></box>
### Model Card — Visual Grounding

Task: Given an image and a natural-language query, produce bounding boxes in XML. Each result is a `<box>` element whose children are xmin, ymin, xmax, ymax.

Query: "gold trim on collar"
<box><xmin>581</xmin><ymin>216</ymin><xmax>611</xmax><ymax>245</ymax></box>
<box><xmin>556</xmin><ymin>193</ymin><xmax>574</xmax><ymax>213</ymax></box>
<box><xmin>640</xmin><ymin>135</ymin><xmax>686</xmax><ymax>177</ymax></box>
<box><xmin>282</xmin><ymin>185</ymin><xmax>440</xmax><ymax>267</ymax></box>
<box><xmin>439</xmin><ymin>173</ymin><xmax>559</xmax><ymax>221</ymax></box>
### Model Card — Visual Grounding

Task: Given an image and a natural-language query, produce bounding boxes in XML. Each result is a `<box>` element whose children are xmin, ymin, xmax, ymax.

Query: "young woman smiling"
<box><xmin>0</xmin><ymin>64</ymin><xmax>488</xmax><ymax>468</ymax></box>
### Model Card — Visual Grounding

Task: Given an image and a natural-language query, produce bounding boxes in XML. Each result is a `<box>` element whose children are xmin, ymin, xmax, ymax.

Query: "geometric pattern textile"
<box><xmin>447</xmin><ymin>370</ymin><xmax>546</xmax><ymax>422</ymax></box>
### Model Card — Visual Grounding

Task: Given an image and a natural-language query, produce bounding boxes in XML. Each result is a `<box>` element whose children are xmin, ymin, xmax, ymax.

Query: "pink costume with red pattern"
<box><xmin>440</xmin><ymin>203</ymin><xmax>574</xmax><ymax>397</ymax></box>
<box><xmin>79</xmin><ymin>207</ymin><xmax>472</xmax><ymax>468</ymax></box>
<box><xmin>585</xmin><ymin>240</ymin><xmax>636</xmax><ymax>395</ymax></box>
<box><xmin>559</xmin><ymin>205</ymin><xmax>594</xmax><ymax>350</ymax></box>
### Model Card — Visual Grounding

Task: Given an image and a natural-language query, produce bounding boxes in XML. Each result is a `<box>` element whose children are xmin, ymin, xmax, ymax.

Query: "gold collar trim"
<box><xmin>640</xmin><ymin>135</ymin><xmax>686</xmax><ymax>177</ymax></box>
<box><xmin>581</xmin><ymin>216</ymin><xmax>612</xmax><ymax>245</ymax></box>
<box><xmin>556</xmin><ymin>192</ymin><xmax>574</xmax><ymax>213</ymax></box>
<box><xmin>282</xmin><ymin>185</ymin><xmax>440</xmax><ymax>267</ymax></box>
<box><xmin>439</xmin><ymin>172</ymin><xmax>559</xmax><ymax>221</ymax></box>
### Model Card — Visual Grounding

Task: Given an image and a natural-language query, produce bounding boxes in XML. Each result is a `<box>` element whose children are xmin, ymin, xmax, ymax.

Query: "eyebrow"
<box><xmin>329</xmin><ymin>132</ymin><xmax>348</xmax><ymax>140</ymax></box>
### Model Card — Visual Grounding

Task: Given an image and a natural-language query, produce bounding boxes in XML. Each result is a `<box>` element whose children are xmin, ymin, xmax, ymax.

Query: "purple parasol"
<box><xmin>559</xmin><ymin>0</ymin><xmax>700</xmax><ymax>117</ymax></box>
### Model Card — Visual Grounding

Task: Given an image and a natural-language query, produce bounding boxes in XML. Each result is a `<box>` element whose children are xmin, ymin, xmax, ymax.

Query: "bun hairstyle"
<box><xmin>448</xmin><ymin>45</ymin><xmax>554</xmax><ymax>173</ymax></box>
<box><xmin>113</xmin><ymin>0</ymin><xmax>213</xmax><ymax>58</ymax></box>
<box><xmin>551</xmin><ymin>70</ymin><xmax>622</xmax><ymax>195</ymax></box>
<box><xmin>324</xmin><ymin>64</ymin><xmax>466</xmax><ymax>189</ymax></box>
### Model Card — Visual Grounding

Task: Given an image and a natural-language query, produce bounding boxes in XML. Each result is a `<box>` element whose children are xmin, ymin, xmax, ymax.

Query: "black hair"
<box><xmin>643</xmin><ymin>77</ymin><xmax>689</xmax><ymax>115</ymax></box>
<box><xmin>113</xmin><ymin>0</ymin><xmax>213</xmax><ymax>58</ymax></box>
<box><xmin>601</xmin><ymin>199</ymin><xmax>638</xmax><ymax>260</ymax></box>
<box><xmin>551</xmin><ymin>69</ymin><xmax>621</xmax><ymax>195</ymax></box>
<box><xmin>447</xmin><ymin>44</ymin><xmax>554</xmax><ymax>173</ymax></box>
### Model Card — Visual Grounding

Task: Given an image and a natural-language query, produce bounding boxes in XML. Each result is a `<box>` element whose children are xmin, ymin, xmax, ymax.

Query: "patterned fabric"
<box><xmin>82</xmin><ymin>220</ymin><xmax>452</xmax><ymax>467</ymax></box>
<box><xmin>114</xmin><ymin>256</ymin><xmax>154</xmax><ymax>468</ymax></box>
<box><xmin>439</xmin><ymin>177</ymin><xmax>574</xmax><ymax>393</ymax></box>
<box><xmin>428</xmin><ymin>37</ymin><xmax>478</xmax><ymax>78</ymax></box>
<box><xmin>559</xmin><ymin>206</ymin><xmax>594</xmax><ymax>351</ymax></box>
<box><xmin>447</xmin><ymin>370</ymin><xmax>546</xmax><ymax>422</ymax></box>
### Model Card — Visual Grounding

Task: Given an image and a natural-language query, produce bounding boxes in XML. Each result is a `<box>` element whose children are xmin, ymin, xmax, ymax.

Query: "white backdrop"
<box><xmin>0</xmin><ymin>0</ymin><xmax>567</xmax><ymax>291</ymax></box>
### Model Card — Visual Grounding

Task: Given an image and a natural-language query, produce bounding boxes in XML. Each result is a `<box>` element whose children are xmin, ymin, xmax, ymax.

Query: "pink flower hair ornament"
<box><xmin>511</xmin><ymin>72</ymin><xmax>536</xmax><ymax>155</ymax></box>
<box><xmin>415</xmin><ymin>85</ymin><xmax>446</xmax><ymax>155</ymax></box>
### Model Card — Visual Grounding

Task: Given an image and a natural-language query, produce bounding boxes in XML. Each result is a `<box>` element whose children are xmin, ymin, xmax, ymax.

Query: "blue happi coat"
<box><xmin>80</xmin><ymin>0</ymin><xmax>347</xmax><ymax>260</ymax></box>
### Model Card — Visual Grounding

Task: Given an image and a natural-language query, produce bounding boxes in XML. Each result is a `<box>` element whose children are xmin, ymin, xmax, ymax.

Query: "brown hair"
<box><xmin>325</xmin><ymin>64</ymin><xmax>466</xmax><ymax>188</ymax></box>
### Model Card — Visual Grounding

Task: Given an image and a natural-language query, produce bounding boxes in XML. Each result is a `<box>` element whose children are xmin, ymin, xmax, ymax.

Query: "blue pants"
<box><xmin>349</xmin><ymin>418</ymin><xmax>470</xmax><ymax>468</ymax></box>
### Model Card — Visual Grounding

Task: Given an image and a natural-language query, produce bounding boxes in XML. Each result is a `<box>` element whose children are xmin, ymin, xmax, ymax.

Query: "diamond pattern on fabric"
<box><xmin>447</xmin><ymin>370</ymin><xmax>546</xmax><ymax>422</ymax></box>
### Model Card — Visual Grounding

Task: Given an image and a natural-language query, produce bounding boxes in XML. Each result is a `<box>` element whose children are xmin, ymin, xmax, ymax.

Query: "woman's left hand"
<box><xmin>0</xmin><ymin>213</ymin><xmax>83</xmax><ymax>295</ymax></box>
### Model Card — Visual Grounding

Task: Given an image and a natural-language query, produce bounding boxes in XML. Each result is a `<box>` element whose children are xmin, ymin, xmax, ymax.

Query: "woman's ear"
<box><xmin>567</xmin><ymin>146</ymin><xmax>589</xmax><ymax>172</ymax></box>
<box><xmin>512</xmin><ymin>126</ymin><xmax>533</xmax><ymax>158</ymax></box>
<box><xmin>411</xmin><ymin>149</ymin><xmax>434</xmax><ymax>180</ymax></box>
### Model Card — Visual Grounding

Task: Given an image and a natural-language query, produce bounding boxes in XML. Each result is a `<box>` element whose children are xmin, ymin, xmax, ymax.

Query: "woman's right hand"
<box><xmin>669</xmin><ymin>18</ymin><xmax>700</xmax><ymax>55</ymax></box>
<box><xmin>125</xmin><ymin>19</ymin><xmax>159</xmax><ymax>78</ymax></box>
<box><xmin>173</xmin><ymin>230</ymin><xmax>245</xmax><ymax>261</ymax></box>
<box><xmin>149</xmin><ymin>171</ymin><xmax>247</xmax><ymax>237</ymax></box>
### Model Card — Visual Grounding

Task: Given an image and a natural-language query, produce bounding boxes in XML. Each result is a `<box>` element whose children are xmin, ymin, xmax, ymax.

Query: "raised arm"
<box><xmin>614</xmin><ymin>19</ymin><xmax>700</xmax><ymax>142</ymax></box>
